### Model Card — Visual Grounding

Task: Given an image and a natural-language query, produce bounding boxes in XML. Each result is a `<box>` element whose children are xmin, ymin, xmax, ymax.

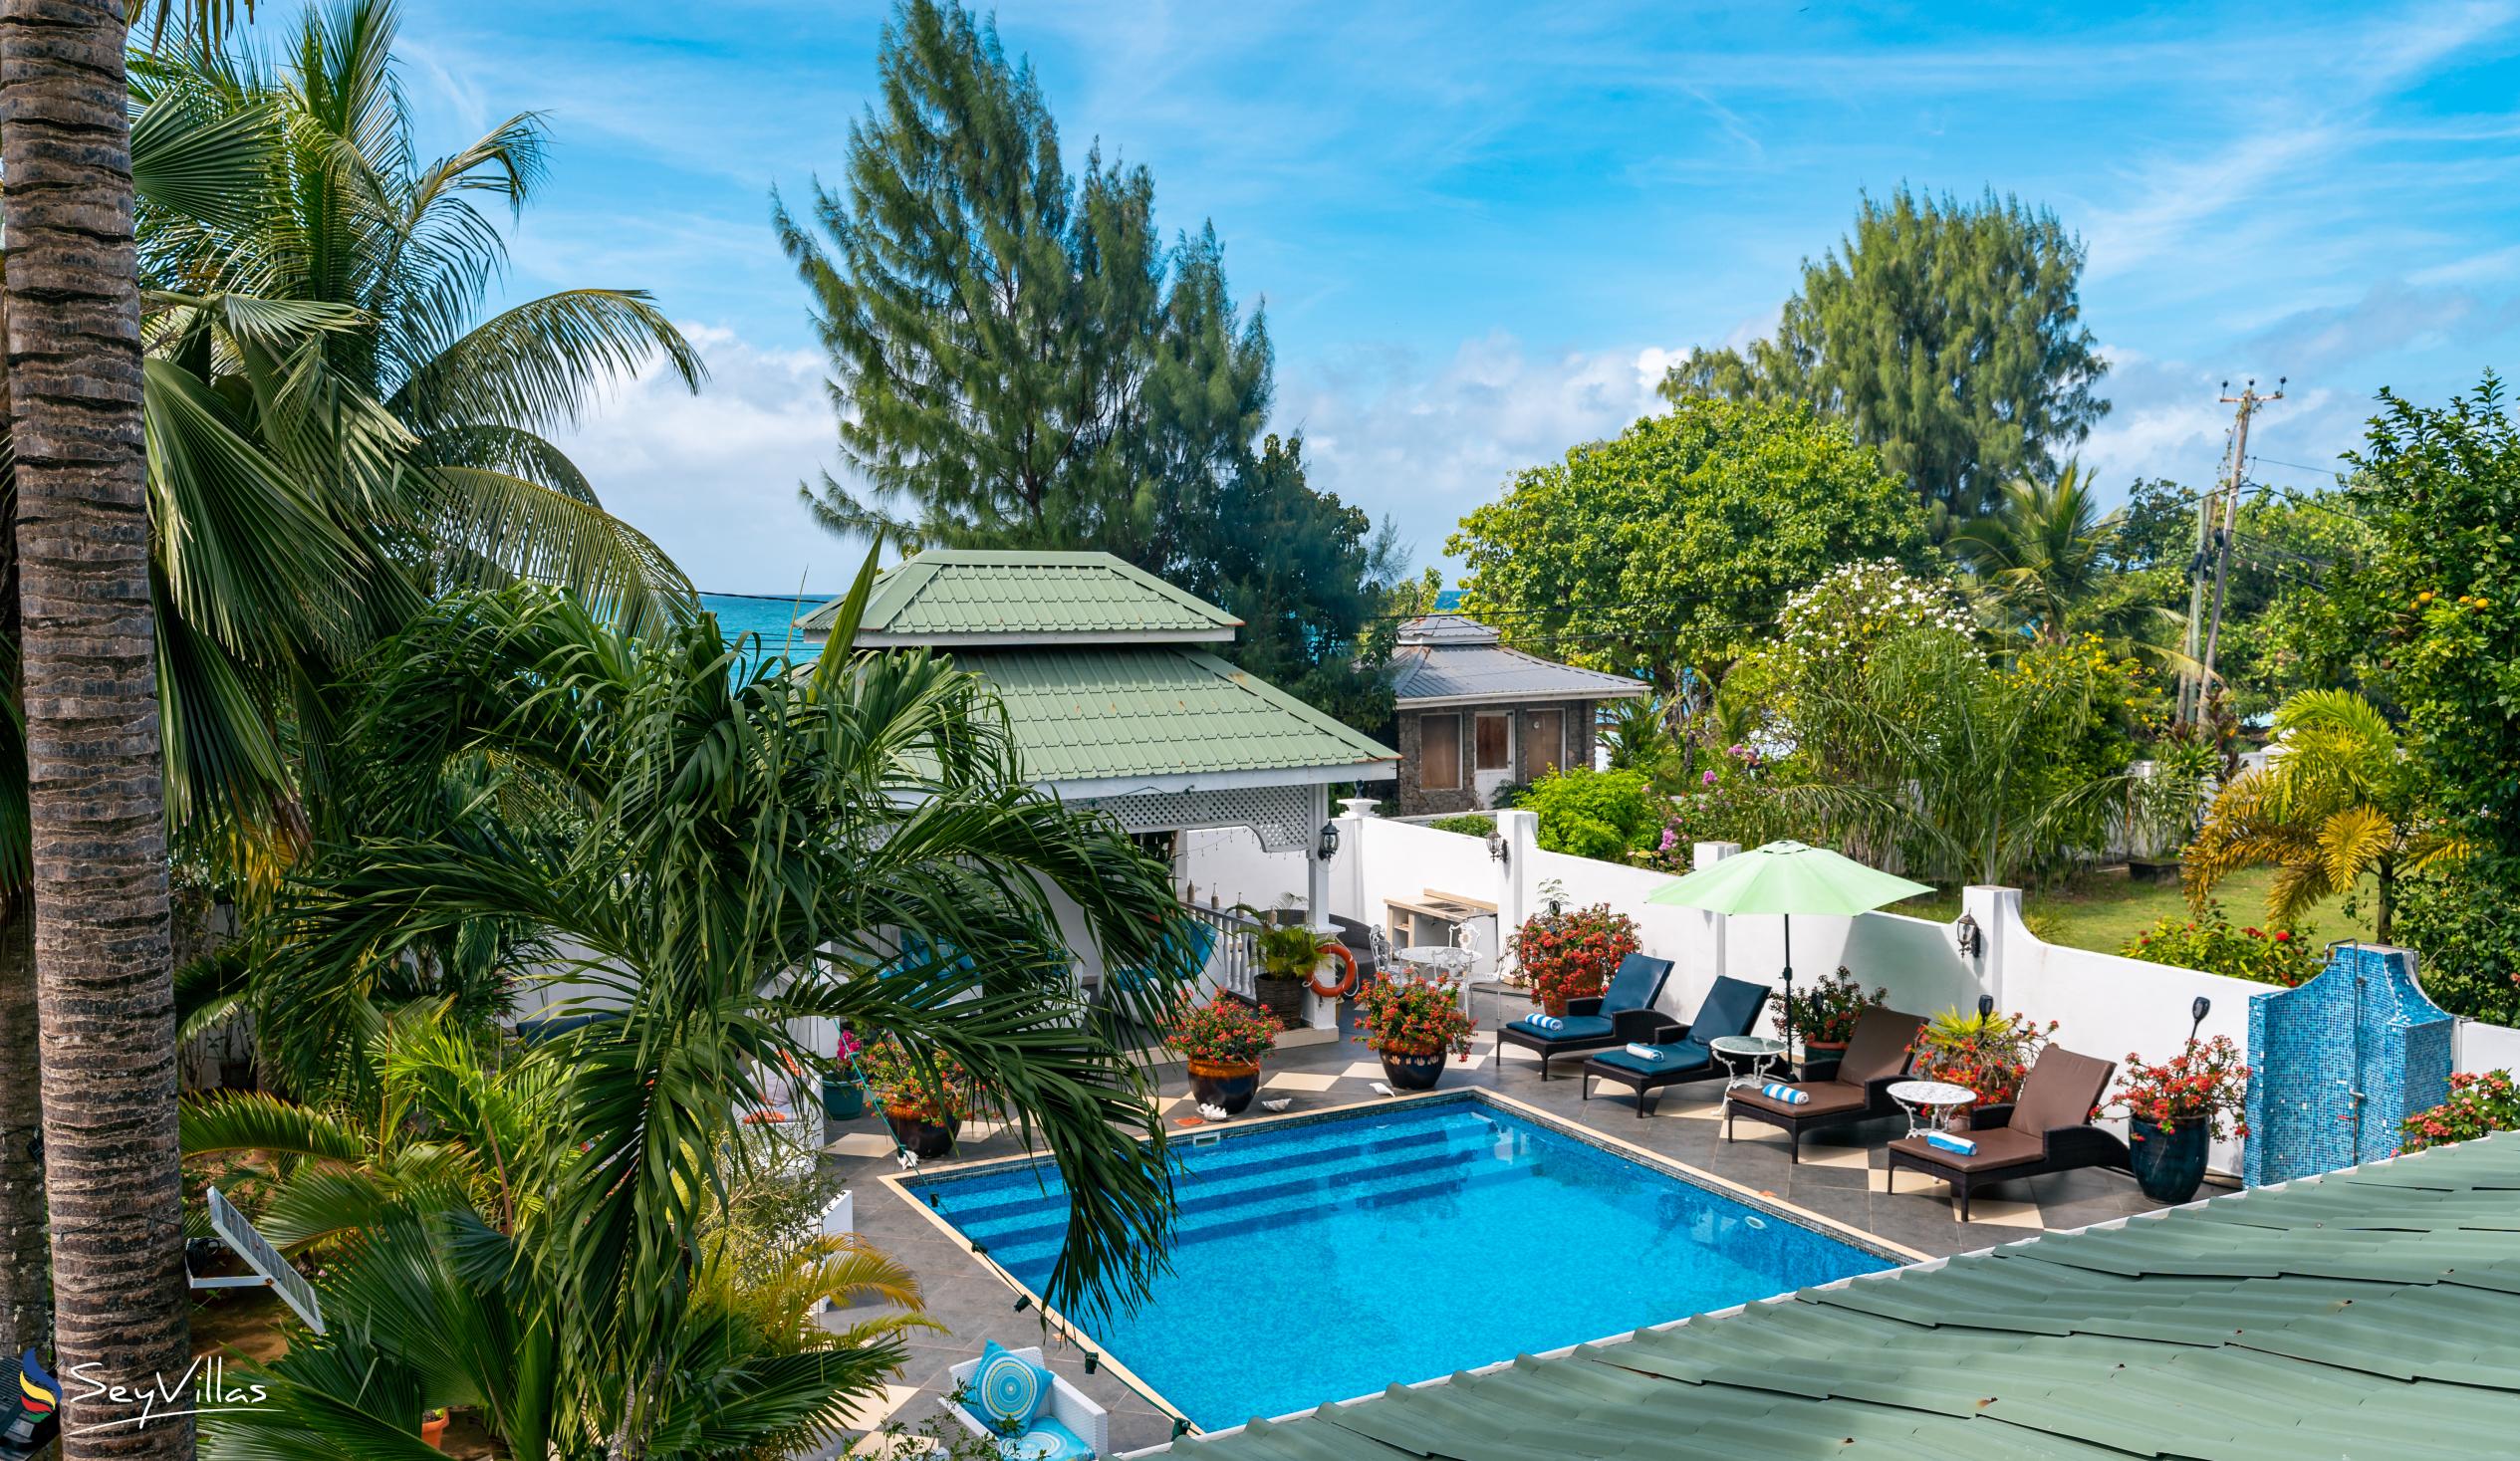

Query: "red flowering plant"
<box><xmin>1353</xmin><ymin>971</ymin><xmax>1478</xmax><ymax>1058</ymax></box>
<box><xmin>1776</xmin><ymin>966</ymin><xmax>1886</xmax><ymax>1046</ymax></box>
<box><xmin>1165</xmin><ymin>995</ymin><xmax>1281</xmax><ymax>1069</ymax></box>
<box><xmin>1509</xmin><ymin>893</ymin><xmax>1640</xmax><ymax>1014</ymax></box>
<box><xmin>2399</xmin><ymin>1070</ymin><xmax>2520</xmax><ymax>1153</ymax></box>
<box><xmin>1909</xmin><ymin>1007</ymin><xmax>2058</xmax><ymax>1105</ymax></box>
<box><xmin>2108</xmin><ymin>1036</ymin><xmax>2249</xmax><ymax>1138</ymax></box>
<box><xmin>2121</xmin><ymin>901</ymin><xmax>2323</xmax><ymax>987</ymax></box>
<box><xmin>853</xmin><ymin>1037</ymin><xmax>972</xmax><ymax>1123</ymax></box>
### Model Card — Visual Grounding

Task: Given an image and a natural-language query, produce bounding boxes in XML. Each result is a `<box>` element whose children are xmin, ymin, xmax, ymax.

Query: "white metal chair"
<box><xmin>938</xmin><ymin>1345</ymin><xmax>1108</xmax><ymax>1459</ymax></box>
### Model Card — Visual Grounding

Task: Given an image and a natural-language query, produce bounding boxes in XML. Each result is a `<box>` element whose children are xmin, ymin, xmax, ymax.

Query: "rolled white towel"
<box><xmin>1624</xmin><ymin>1042</ymin><xmax>1661</xmax><ymax>1060</ymax></box>
<box><xmin>1924</xmin><ymin>1130</ymin><xmax>1977</xmax><ymax>1156</ymax></box>
<box><xmin>1759</xmin><ymin>1082</ymin><xmax>1809</xmax><ymax>1105</ymax></box>
<box><xmin>1526</xmin><ymin>1013</ymin><xmax>1563</xmax><ymax>1032</ymax></box>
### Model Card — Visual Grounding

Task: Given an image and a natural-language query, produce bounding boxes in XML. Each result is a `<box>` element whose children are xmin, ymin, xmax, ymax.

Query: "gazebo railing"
<box><xmin>1177</xmin><ymin>895</ymin><xmax>1265</xmax><ymax>1002</ymax></box>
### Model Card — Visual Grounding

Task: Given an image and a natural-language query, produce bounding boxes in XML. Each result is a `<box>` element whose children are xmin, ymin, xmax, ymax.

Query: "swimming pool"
<box><xmin>905</xmin><ymin>1093</ymin><xmax>1899</xmax><ymax>1432</ymax></box>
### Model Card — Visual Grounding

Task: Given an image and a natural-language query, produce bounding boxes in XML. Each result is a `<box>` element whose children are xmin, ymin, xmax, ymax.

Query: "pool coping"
<box><xmin>878</xmin><ymin>1086</ymin><xmax>1928</xmax><ymax>1435</ymax></box>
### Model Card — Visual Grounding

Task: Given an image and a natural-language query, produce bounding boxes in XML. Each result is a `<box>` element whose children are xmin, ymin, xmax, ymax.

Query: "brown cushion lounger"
<box><xmin>1883</xmin><ymin>1045</ymin><xmax>2133</xmax><ymax>1222</ymax></box>
<box><xmin>1724</xmin><ymin>1007</ymin><xmax>1924</xmax><ymax>1161</ymax></box>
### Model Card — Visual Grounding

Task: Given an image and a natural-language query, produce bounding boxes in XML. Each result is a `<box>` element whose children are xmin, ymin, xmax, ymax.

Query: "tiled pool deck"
<box><xmin>812</xmin><ymin>1023</ymin><xmax>2181</xmax><ymax>1455</ymax></box>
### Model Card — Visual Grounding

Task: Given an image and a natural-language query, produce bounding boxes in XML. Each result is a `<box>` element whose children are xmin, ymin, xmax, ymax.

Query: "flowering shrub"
<box><xmin>1510</xmin><ymin>901</ymin><xmax>1640</xmax><ymax>1013</ymax></box>
<box><xmin>2122</xmin><ymin>901</ymin><xmax>2323</xmax><ymax>987</ymax></box>
<box><xmin>1520</xmin><ymin>767</ymin><xmax>1661</xmax><ymax>861</ymax></box>
<box><xmin>1166</xmin><ymin>995</ymin><xmax>1281</xmax><ymax>1067</ymax></box>
<box><xmin>2399</xmin><ymin>1070</ymin><xmax>2520</xmax><ymax>1153</ymax></box>
<box><xmin>1910</xmin><ymin>1008</ymin><xmax>2058</xmax><ymax>1104</ymax></box>
<box><xmin>1353</xmin><ymin>971</ymin><xmax>1477</xmax><ymax>1056</ymax></box>
<box><xmin>1776</xmin><ymin>560</ymin><xmax>1974</xmax><ymax>679</ymax></box>
<box><xmin>2109</xmin><ymin>1036</ymin><xmax>2248</xmax><ymax>1138</ymax></box>
<box><xmin>1776</xmin><ymin>966</ymin><xmax>1886</xmax><ymax>1046</ymax></box>
<box><xmin>854</xmin><ymin>1038</ymin><xmax>971</xmax><ymax>1123</ymax></box>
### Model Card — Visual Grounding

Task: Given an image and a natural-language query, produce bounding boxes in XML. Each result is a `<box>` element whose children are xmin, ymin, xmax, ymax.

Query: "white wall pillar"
<box><xmin>1339</xmin><ymin>796</ymin><xmax>1377</xmax><ymax>926</ymax></box>
<box><xmin>1303</xmin><ymin>783</ymin><xmax>1338</xmax><ymax>1030</ymax></box>
<box><xmin>1961</xmin><ymin>884</ymin><xmax>2025</xmax><ymax>1012</ymax></box>
<box><xmin>1493</xmin><ymin>809</ymin><xmax>1537</xmax><ymax>974</ymax></box>
<box><xmin>1691</xmin><ymin>842</ymin><xmax>1740</xmax><ymax>987</ymax></box>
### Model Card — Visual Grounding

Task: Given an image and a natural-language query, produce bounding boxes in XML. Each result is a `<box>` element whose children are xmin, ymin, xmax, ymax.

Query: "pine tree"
<box><xmin>1662</xmin><ymin>187</ymin><xmax>2109</xmax><ymax>522</ymax></box>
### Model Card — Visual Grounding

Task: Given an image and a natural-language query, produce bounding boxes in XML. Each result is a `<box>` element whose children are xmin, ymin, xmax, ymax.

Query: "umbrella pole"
<box><xmin>1780</xmin><ymin>914</ymin><xmax>1793</xmax><ymax>1056</ymax></box>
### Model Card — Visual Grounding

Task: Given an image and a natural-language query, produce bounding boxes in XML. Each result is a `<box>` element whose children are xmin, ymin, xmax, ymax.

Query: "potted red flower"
<box><xmin>1909</xmin><ymin>1007</ymin><xmax>2057</xmax><ymax>1118</ymax></box>
<box><xmin>1509</xmin><ymin>901</ymin><xmax>1639</xmax><ymax>1016</ymax></box>
<box><xmin>1167</xmin><ymin>995</ymin><xmax>1281</xmax><ymax>1114</ymax></box>
<box><xmin>1353</xmin><ymin>971</ymin><xmax>1477</xmax><ymax>1091</ymax></box>
<box><xmin>1776</xmin><ymin>966</ymin><xmax>1884</xmax><ymax>1064</ymax></box>
<box><xmin>855</xmin><ymin>1037</ymin><xmax>970</xmax><ymax>1158</ymax></box>
<box><xmin>2108</xmin><ymin>1036</ymin><xmax>2247</xmax><ymax>1204</ymax></box>
<box><xmin>2400</xmin><ymin>1070</ymin><xmax>2520</xmax><ymax>1153</ymax></box>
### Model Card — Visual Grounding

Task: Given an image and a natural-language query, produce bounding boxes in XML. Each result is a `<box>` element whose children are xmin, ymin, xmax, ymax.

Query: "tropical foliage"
<box><xmin>1909</xmin><ymin>1008</ymin><xmax>2057</xmax><ymax>1106</ymax></box>
<box><xmin>2184</xmin><ymin>689</ymin><xmax>2465</xmax><ymax>941</ymax></box>
<box><xmin>1520</xmin><ymin>768</ymin><xmax>1662</xmax><ymax>861</ymax></box>
<box><xmin>2118</xmin><ymin>903</ymin><xmax>2322</xmax><ymax>988</ymax></box>
<box><xmin>2399</xmin><ymin>1071</ymin><xmax>2520</xmax><ymax>1154</ymax></box>
<box><xmin>1447</xmin><ymin>397</ymin><xmax>1929</xmax><ymax>692</ymax></box>
<box><xmin>1774</xmin><ymin>967</ymin><xmax>1885</xmax><ymax>1047</ymax></box>
<box><xmin>1352</xmin><ymin>972</ymin><xmax>1477</xmax><ymax>1057</ymax></box>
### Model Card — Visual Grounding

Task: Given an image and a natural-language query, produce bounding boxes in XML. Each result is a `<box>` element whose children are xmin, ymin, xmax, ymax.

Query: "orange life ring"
<box><xmin>1307</xmin><ymin>941</ymin><xmax>1360</xmax><ymax>998</ymax></box>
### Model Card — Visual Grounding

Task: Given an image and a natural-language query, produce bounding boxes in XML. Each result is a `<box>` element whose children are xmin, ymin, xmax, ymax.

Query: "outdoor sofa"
<box><xmin>1578</xmin><ymin>975</ymin><xmax>1770</xmax><ymax>1116</ymax></box>
<box><xmin>1723</xmin><ymin>1005</ymin><xmax>1926</xmax><ymax>1161</ymax></box>
<box><xmin>941</xmin><ymin>1342</ymin><xmax>1109</xmax><ymax>1460</ymax></box>
<box><xmin>1495</xmin><ymin>952</ymin><xmax>1675</xmax><ymax>1078</ymax></box>
<box><xmin>1883</xmin><ymin>1045</ymin><xmax>2131</xmax><ymax>1222</ymax></box>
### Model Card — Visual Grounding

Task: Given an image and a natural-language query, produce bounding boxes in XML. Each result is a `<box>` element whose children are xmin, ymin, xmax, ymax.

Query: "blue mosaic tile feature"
<box><xmin>2245</xmin><ymin>943</ymin><xmax>2452</xmax><ymax>1187</ymax></box>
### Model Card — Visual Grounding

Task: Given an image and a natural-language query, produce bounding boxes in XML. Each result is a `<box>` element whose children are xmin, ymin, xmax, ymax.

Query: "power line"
<box><xmin>2246</xmin><ymin>453</ymin><xmax>2346</xmax><ymax>477</ymax></box>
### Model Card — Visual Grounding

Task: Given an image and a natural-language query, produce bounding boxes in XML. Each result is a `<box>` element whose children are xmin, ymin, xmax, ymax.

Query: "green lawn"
<box><xmin>1888</xmin><ymin>865</ymin><xmax>2378</xmax><ymax>959</ymax></box>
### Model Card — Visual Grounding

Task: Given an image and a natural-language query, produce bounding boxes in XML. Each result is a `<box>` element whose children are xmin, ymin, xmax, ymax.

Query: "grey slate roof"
<box><xmin>1387</xmin><ymin>614</ymin><xmax>1646</xmax><ymax>708</ymax></box>
<box><xmin>1152</xmin><ymin>1131</ymin><xmax>2520</xmax><ymax>1460</ymax></box>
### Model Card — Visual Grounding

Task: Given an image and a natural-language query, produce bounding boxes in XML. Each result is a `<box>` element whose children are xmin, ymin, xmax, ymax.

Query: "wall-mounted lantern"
<box><xmin>1316</xmin><ymin>822</ymin><xmax>1341</xmax><ymax>862</ymax></box>
<box><xmin>1954</xmin><ymin>911</ymin><xmax>1984</xmax><ymax>960</ymax></box>
<box><xmin>1485</xmin><ymin>829</ymin><xmax>1509</xmax><ymax>866</ymax></box>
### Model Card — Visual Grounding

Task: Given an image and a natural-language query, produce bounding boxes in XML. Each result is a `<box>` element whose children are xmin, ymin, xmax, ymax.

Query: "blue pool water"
<box><xmin>910</xmin><ymin>1095</ymin><xmax>1894</xmax><ymax>1431</ymax></box>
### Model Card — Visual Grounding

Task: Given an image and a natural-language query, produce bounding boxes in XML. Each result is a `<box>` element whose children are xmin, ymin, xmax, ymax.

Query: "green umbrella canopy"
<box><xmin>1644</xmin><ymin>840</ymin><xmax>1933</xmax><ymax>915</ymax></box>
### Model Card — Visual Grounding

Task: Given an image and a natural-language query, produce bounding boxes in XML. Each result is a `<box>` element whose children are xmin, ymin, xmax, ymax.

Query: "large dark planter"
<box><xmin>884</xmin><ymin>1105</ymin><xmax>958</xmax><ymax>1159</ymax></box>
<box><xmin>2130</xmin><ymin>1116</ymin><xmax>2211</xmax><ymax>1204</ymax></box>
<box><xmin>1188</xmin><ymin>1059</ymin><xmax>1261</xmax><ymax>1115</ymax></box>
<box><xmin>1252</xmin><ymin>976</ymin><xmax>1307</xmax><ymax>1029</ymax></box>
<box><xmin>1379</xmin><ymin>1047</ymin><xmax>1447</xmax><ymax>1092</ymax></box>
<box><xmin>822</xmin><ymin>1076</ymin><xmax>867</xmax><ymax>1121</ymax></box>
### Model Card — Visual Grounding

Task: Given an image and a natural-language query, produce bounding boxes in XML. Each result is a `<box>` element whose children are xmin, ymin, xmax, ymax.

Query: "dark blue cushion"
<box><xmin>1593</xmin><ymin>1042</ymin><xmax>1714</xmax><ymax>1077</ymax></box>
<box><xmin>1601</xmin><ymin>953</ymin><xmax>1674</xmax><ymax>1015</ymax></box>
<box><xmin>1692</xmin><ymin>977</ymin><xmax>1769</xmax><ymax>1042</ymax></box>
<box><xmin>1001</xmin><ymin>1417</ymin><xmax>1092</xmax><ymax>1461</ymax></box>
<box><xmin>1515</xmin><ymin>1014</ymin><xmax>1613</xmax><ymax>1043</ymax></box>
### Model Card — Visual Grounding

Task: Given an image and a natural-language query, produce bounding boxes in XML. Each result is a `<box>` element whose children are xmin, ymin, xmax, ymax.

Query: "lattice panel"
<box><xmin>1078</xmin><ymin>784</ymin><xmax>1317</xmax><ymax>851</ymax></box>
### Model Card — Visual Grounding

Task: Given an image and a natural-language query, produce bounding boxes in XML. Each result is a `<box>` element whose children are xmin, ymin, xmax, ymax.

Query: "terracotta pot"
<box><xmin>1187</xmin><ymin>1059</ymin><xmax>1261</xmax><ymax>1114</ymax></box>
<box><xmin>420</xmin><ymin>1412</ymin><xmax>448</xmax><ymax>1451</ymax></box>
<box><xmin>883</xmin><ymin>1104</ymin><xmax>958</xmax><ymax>1158</ymax></box>
<box><xmin>2130</xmin><ymin>1116</ymin><xmax>2211</xmax><ymax>1204</ymax></box>
<box><xmin>1379</xmin><ymin>1047</ymin><xmax>1446</xmax><ymax>1092</ymax></box>
<box><xmin>1252</xmin><ymin>976</ymin><xmax>1307</xmax><ymax>1029</ymax></box>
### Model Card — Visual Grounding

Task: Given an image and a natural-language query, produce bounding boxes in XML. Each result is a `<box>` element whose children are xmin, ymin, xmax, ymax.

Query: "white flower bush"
<box><xmin>1775</xmin><ymin>560</ymin><xmax>1976</xmax><ymax>673</ymax></box>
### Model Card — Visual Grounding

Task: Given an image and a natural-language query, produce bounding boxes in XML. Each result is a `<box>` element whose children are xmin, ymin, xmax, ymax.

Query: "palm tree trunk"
<box><xmin>0</xmin><ymin>903</ymin><xmax>46</xmax><ymax>1368</ymax></box>
<box><xmin>0</xmin><ymin>2</ymin><xmax>194</xmax><ymax>1455</ymax></box>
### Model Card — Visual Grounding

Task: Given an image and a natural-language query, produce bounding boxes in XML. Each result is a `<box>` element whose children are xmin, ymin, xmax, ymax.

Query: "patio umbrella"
<box><xmin>1644</xmin><ymin>841</ymin><xmax>1933</xmax><ymax>1048</ymax></box>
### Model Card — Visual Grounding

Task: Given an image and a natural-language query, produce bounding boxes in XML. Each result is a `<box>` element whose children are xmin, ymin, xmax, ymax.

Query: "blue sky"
<box><xmin>382</xmin><ymin>0</ymin><xmax>2520</xmax><ymax>593</ymax></box>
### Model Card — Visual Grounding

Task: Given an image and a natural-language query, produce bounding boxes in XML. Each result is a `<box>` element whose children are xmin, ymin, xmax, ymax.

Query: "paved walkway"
<box><xmin>813</xmin><ymin>1022</ymin><xmax>2179</xmax><ymax>1455</ymax></box>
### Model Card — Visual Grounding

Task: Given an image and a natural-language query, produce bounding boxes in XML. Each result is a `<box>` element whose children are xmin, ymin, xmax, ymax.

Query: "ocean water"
<box><xmin>910</xmin><ymin>1095</ymin><xmax>1893</xmax><ymax>1432</ymax></box>
<box><xmin>699</xmin><ymin>591</ymin><xmax>828</xmax><ymax>670</ymax></box>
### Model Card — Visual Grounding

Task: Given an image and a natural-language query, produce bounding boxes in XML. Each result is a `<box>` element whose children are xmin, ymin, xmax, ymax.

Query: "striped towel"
<box><xmin>1759</xmin><ymin>1082</ymin><xmax>1808</xmax><ymax>1105</ymax></box>
<box><xmin>1924</xmin><ymin>1130</ymin><xmax>1977</xmax><ymax>1156</ymax></box>
<box><xmin>1525</xmin><ymin>1013</ymin><xmax>1565</xmax><ymax>1032</ymax></box>
<box><xmin>1624</xmin><ymin>1042</ymin><xmax>1661</xmax><ymax>1060</ymax></box>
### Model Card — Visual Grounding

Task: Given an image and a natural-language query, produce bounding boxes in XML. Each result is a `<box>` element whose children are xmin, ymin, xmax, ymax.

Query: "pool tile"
<box><xmin>827</xmin><ymin>1132</ymin><xmax>896</xmax><ymax>1158</ymax></box>
<box><xmin>1262</xmin><ymin>1072</ymin><xmax>1340</xmax><ymax>1092</ymax></box>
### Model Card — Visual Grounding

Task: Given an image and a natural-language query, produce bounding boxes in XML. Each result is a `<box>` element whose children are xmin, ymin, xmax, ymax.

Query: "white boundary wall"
<box><xmin>1181</xmin><ymin>804</ymin><xmax>2520</xmax><ymax>1179</ymax></box>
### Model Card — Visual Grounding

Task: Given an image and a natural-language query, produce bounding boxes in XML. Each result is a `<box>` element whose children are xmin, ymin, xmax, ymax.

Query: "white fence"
<box><xmin>1176</xmin><ymin>806</ymin><xmax>2520</xmax><ymax>1179</ymax></box>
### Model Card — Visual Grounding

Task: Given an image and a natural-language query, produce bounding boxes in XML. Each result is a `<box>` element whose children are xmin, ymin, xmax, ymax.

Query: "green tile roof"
<box><xmin>1157</xmin><ymin>1133</ymin><xmax>2520</xmax><ymax>1459</ymax></box>
<box><xmin>962</xmin><ymin>648</ymin><xmax>1394</xmax><ymax>787</ymax></box>
<box><xmin>796</xmin><ymin>549</ymin><xmax>1241</xmax><ymax>643</ymax></box>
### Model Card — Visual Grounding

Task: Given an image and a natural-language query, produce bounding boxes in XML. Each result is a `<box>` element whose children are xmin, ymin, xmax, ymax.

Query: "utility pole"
<box><xmin>2186</xmin><ymin>376</ymin><xmax>2283</xmax><ymax>722</ymax></box>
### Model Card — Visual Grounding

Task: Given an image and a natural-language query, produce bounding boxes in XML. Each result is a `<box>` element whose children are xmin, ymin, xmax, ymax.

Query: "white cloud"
<box><xmin>551</xmin><ymin>323</ymin><xmax>845</xmax><ymax>593</ymax></box>
<box><xmin>1278</xmin><ymin>332</ymin><xmax>1674</xmax><ymax>571</ymax></box>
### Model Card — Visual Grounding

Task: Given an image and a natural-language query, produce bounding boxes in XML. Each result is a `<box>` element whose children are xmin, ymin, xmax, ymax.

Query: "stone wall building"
<box><xmin>1386</xmin><ymin>614</ymin><xmax>1647</xmax><ymax>815</ymax></box>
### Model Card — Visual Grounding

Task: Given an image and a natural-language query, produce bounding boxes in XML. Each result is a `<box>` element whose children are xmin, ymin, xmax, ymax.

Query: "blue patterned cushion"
<box><xmin>999</xmin><ymin>1416</ymin><xmax>1092</xmax><ymax>1460</ymax></box>
<box><xmin>964</xmin><ymin>1340</ymin><xmax>1052</xmax><ymax>1431</ymax></box>
<box><xmin>1517</xmin><ymin>1014</ymin><xmax>1612</xmax><ymax>1042</ymax></box>
<box><xmin>1593</xmin><ymin>1042</ymin><xmax>1712</xmax><ymax>1076</ymax></box>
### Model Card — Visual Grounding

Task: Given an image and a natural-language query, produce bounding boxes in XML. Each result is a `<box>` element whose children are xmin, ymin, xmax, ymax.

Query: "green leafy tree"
<box><xmin>777</xmin><ymin>0</ymin><xmax>1398</xmax><ymax>728</ymax></box>
<box><xmin>1447</xmin><ymin>397</ymin><xmax>1929</xmax><ymax>692</ymax></box>
<box><xmin>1660</xmin><ymin>187</ymin><xmax>2109</xmax><ymax>522</ymax></box>
<box><xmin>1521</xmin><ymin>768</ymin><xmax>1662</xmax><ymax>861</ymax></box>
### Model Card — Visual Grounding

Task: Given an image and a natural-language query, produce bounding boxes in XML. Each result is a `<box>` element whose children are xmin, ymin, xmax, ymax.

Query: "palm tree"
<box><xmin>0</xmin><ymin>0</ymin><xmax>198</xmax><ymax>1444</ymax></box>
<box><xmin>1951</xmin><ymin>464</ymin><xmax>2189</xmax><ymax>672</ymax></box>
<box><xmin>2185</xmin><ymin>689</ymin><xmax>2465</xmax><ymax>942</ymax></box>
<box><xmin>224</xmin><ymin>554</ymin><xmax>1194</xmax><ymax>1453</ymax></box>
